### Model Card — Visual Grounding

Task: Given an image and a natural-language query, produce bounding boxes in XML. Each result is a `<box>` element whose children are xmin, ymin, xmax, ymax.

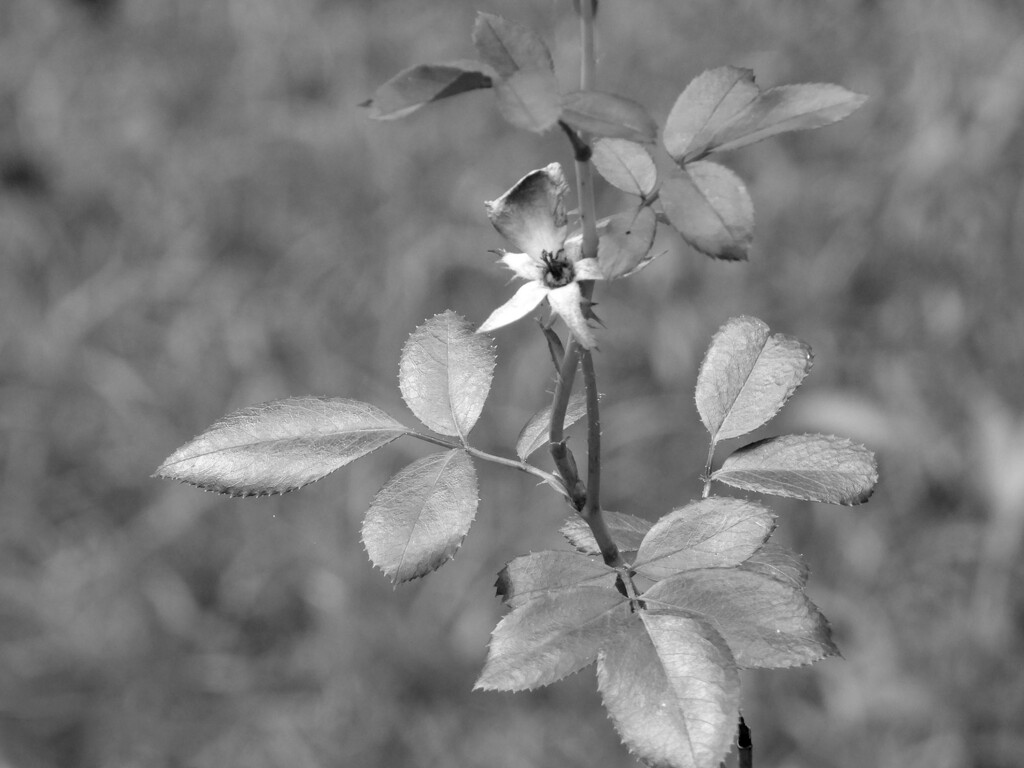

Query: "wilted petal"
<box><xmin>573</xmin><ymin>258</ymin><xmax>606</xmax><ymax>281</ymax></box>
<box><xmin>478</xmin><ymin>281</ymin><xmax>549</xmax><ymax>334</ymax></box>
<box><xmin>500</xmin><ymin>251</ymin><xmax>545</xmax><ymax>281</ymax></box>
<box><xmin>485</xmin><ymin>163</ymin><xmax>568</xmax><ymax>258</ymax></box>
<box><xmin>548</xmin><ymin>283</ymin><xmax>597</xmax><ymax>348</ymax></box>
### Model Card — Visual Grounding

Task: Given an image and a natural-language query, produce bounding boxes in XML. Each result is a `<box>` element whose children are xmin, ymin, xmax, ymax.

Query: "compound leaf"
<box><xmin>664</xmin><ymin>66</ymin><xmax>867</xmax><ymax>162</ymax></box>
<box><xmin>495</xmin><ymin>550</ymin><xmax>617</xmax><ymax>608</ymax></box>
<box><xmin>664</xmin><ymin>66</ymin><xmax>760</xmax><ymax>163</ymax></box>
<box><xmin>660</xmin><ymin>162</ymin><xmax>753</xmax><ymax>261</ymax></box>
<box><xmin>363</xmin><ymin>60</ymin><xmax>494</xmax><ymax>120</ymax></box>
<box><xmin>494</xmin><ymin>70</ymin><xmax>563</xmax><ymax>133</ymax></box>
<box><xmin>155</xmin><ymin>397</ymin><xmax>408</xmax><ymax>497</ymax></box>
<box><xmin>399</xmin><ymin>311</ymin><xmax>496</xmax><ymax>437</ymax></box>
<box><xmin>516</xmin><ymin>392</ymin><xmax>589</xmax><ymax>461</ymax></box>
<box><xmin>361</xmin><ymin>449</ymin><xmax>478</xmax><ymax>583</ymax></box>
<box><xmin>634</xmin><ymin>497</ymin><xmax>774</xmax><ymax>580</ymax></box>
<box><xmin>472</xmin><ymin>12</ymin><xmax>554</xmax><ymax>78</ymax></box>
<box><xmin>592</xmin><ymin>138</ymin><xmax>658</xmax><ymax>197</ymax></box>
<box><xmin>696</xmin><ymin>316</ymin><xmax>812</xmax><ymax>445</ymax></box>
<box><xmin>711</xmin><ymin>82</ymin><xmax>868</xmax><ymax>155</ymax></box>
<box><xmin>740</xmin><ymin>542</ymin><xmax>809</xmax><ymax>589</ymax></box>
<box><xmin>643</xmin><ymin>568</ymin><xmax>837</xmax><ymax>669</ymax></box>
<box><xmin>561</xmin><ymin>91</ymin><xmax>658</xmax><ymax>144</ymax></box>
<box><xmin>476</xmin><ymin>586</ymin><xmax>631</xmax><ymax>691</ymax></box>
<box><xmin>561</xmin><ymin>510</ymin><xmax>652</xmax><ymax>555</ymax></box>
<box><xmin>598</xmin><ymin>614</ymin><xmax>739</xmax><ymax>768</ymax></box>
<box><xmin>713</xmin><ymin>433</ymin><xmax>878</xmax><ymax>505</ymax></box>
<box><xmin>597</xmin><ymin>206</ymin><xmax>658</xmax><ymax>279</ymax></box>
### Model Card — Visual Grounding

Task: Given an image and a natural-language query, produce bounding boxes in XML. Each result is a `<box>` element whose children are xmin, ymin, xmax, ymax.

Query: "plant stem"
<box><xmin>545</xmin><ymin>0</ymin><xmax>621</xmax><ymax>568</ymax></box>
<box><xmin>549</xmin><ymin>342</ymin><xmax>587</xmax><ymax>509</ymax></box>
<box><xmin>409</xmin><ymin>432</ymin><xmax>569</xmax><ymax>499</ymax></box>
<box><xmin>702</xmin><ymin>442</ymin><xmax>715</xmax><ymax>499</ymax></box>
<box><xmin>738</xmin><ymin>716</ymin><xmax>753</xmax><ymax>768</ymax></box>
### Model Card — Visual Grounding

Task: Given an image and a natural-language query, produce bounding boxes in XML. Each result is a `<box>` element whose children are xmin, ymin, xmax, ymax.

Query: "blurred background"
<box><xmin>1</xmin><ymin>0</ymin><xmax>1023</xmax><ymax>766</ymax></box>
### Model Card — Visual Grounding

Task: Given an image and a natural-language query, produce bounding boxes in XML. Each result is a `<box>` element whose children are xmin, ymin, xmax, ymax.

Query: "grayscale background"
<box><xmin>1</xmin><ymin>0</ymin><xmax>1021</xmax><ymax>766</ymax></box>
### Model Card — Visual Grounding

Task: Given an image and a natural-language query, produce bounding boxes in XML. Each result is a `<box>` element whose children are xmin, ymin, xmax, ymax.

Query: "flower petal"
<box><xmin>548</xmin><ymin>283</ymin><xmax>597</xmax><ymax>348</ymax></box>
<box><xmin>573</xmin><ymin>258</ymin><xmax>606</xmax><ymax>281</ymax></box>
<box><xmin>500</xmin><ymin>251</ymin><xmax>545</xmax><ymax>282</ymax></box>
<box><xmin>485</xmin><ymin>163</ymin><xmax>568</xmax><ymax>258</ymax></box>
<box><xmin>478</xmin><ymin>282</ymin><xmax>549</xmax><ymax>334</ymax></box>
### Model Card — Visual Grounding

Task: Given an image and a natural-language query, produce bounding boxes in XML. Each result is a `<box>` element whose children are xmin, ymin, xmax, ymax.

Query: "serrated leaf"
<box><xmin>361</xmin><ymin>449</ymin><xmax>478</xmax><ymax>583</ymax></box>
<box><xmin>695</xmin><ymin>316</ymin><xmax>812</xmax><ymax>445</ymax></box>
<box><xmin>363</xmin><ymin>60</ymin><xmax>494</xmax><ymax>120</ymax></box>
<box><xmin>664</xmin><ymin>66</ymin><xmax>867</xmax><ymax>162</ymax></box>
<box><xmin>155</xmin><ymin>397</ymin><xmax>408</xmax><ymax>496</ymax></box>
<box><xmin>561</xmin><ymin>510</ymin><xmax>653</xmax><ymax>555</ymax></box>
<box><xmin>664</xmin><ymin>66</ymin><xmax>761</xmax><ymax>163</ymax></box>
<box><xmin>472</xmin><ymin>12</ymin><xmax>554</xmax><ymax>78</ymax></box>
<box><xmin>598</xmin><ymin>615</ymin><xmax>739</xmax><ymax>768</ymax></box>
<box><xmin>561</xmin><ymin>91</ymin><xmax>658</xmax><ymax>143</ymax></box>
<box><xmin>496</xmin><ymin>550</ymin><xmax>617</xmax><ymax>607</ymax></box>
<box><xmin>711</xmin><ymin>83</ymin><xmax>868</xmax><ymax>155</ymax></box>
<box><xmin>476</xmin><ymin>586</ymin><xmax>631</xmax><ymax>691</ymax></box>
<box><xmin>592</xmin><ymin>138</ymin><xmax>658</xmax><ymax>197</ymax></box>
<box><xmin>712</xmin><ymin>433</ymin><xmax>878</xmax><ymax>505</ymax></box>
<box><xmin>494</xmin><ymin>70</ymin><xmax>563</xmax><ymax>133</ymax></box>
<box><xmin>740</xmin><ymin>542</ymin><xmax>809</xmax><ymax>588</ymax></box>
<box><xmin>643</xmin><ymin>568</ymin><xmax>837</xmax><ymax>668</ymax></box>
<box><xmin>634</xmin><ymin>497</ymin><xmax>774</xmax><ymax>580</ymax></box>
<box><xmin>660</xmin><ymin>162</ymin><xmax>754</xmax><ymax>261</ymax></box>
<box><xmin>399</xmin><ymin>311</ymin><xmax>496</xmax><ymax>437</ymax></box>
<box><xmin>516</xmin><ymin>392</ymin><xmax>588</xmax><ymax>461</ymax></box>
<box><xmin>597</xmin><ymin>206</ymin><xmax>658</xmax><ymax>279</ymax></box>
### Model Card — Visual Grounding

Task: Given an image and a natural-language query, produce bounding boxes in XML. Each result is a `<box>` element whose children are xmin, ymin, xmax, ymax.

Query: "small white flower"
<box><xmin>478</xmin><ymin>163</ymin><xmax>605</xmax><ymax>349</ymax></box>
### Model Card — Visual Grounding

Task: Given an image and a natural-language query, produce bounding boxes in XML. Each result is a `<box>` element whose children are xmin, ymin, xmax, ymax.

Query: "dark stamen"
<box><xmin>541</xmin><ymin>249</ymin><xmax>574</xmax><ymax>288</ymax></box>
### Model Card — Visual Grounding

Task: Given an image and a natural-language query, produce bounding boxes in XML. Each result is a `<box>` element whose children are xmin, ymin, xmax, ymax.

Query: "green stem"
<box><xmin>549</xmin><ymin>343</ymin><xmax>587</xmax><ymax>509</ymax></box>
<box><xmin>546</xmin><ymin>0</ymin><xmax>621</xmax><ymax>568</ymax></box>
<box><xmin>702</xmin><ymin>441</ymin><xmax>715</xmax><ymax>499</ymax></box>
<box><xmin>408</xmin><ymin>432</ymin><xmax>569</xmax><ymax>499</ymax></box>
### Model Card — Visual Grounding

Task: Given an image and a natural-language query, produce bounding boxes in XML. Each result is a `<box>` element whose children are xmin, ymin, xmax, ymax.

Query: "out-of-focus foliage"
<box><xmin>1</xmin><ymin>0</ymin><xmax>1022</xmax><ymax>766</ymax></box>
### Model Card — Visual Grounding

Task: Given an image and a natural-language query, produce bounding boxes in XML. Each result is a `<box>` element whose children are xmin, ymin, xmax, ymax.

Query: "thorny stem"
<box><xmin>702</xmin><ymin>442</ymin><xmax>715</xmax><ymax>499</ymax></box>
<box><xmin>409</xmin><ymin>431</ymin><xmax>569</xmax><ymax>500</ymax></box>
<box><xmin>738</xmin><ymin>716</ymin><xmax>753</xmax><ymax>768</ymax></box>
<box><xmin>549</xmin><ymin>341</ymin><xmax>587</xmax><ymax>510</ymax></box>
<box><xmin>547</xmin><ymin>0</ymin><xmax>622</xmax><ymax>568</ymax></box>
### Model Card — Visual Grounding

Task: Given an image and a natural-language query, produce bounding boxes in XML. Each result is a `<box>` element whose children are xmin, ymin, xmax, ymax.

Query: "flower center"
<box><xmin>541</xmin><ymin>249</ymin><xmax>574</xmax><ymax>288</ymax></box>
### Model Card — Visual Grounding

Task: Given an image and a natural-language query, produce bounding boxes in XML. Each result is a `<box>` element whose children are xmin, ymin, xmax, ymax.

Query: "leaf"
<box><xmin>712</xmin><ymin>433</ymin><xmax>878</xmax><ymax>505</ymax></box>
<box><xmin>516</xmin><ymin>392</ymin><xmax>589</xmax><ymax>460</ymax></box>
<box><xmin>596</xmin><ymin>206</ymin><xmax>658</xmax><ymax>279</ymax></box>
<box><xmin>476</xmin><ymin>586</ymin><xmax>631</xmax><ymax>691</ymax></box>
<box><xmin>664</xmin><ymin>66</ymin><xmax>760</xmax><ymax>162</ymax></box>
<box><xmin>660</xmin><ymin>162</ymin><xmax>754</xmax><ymax>261</ymax></box>
<box><xmin>633</xmin><ymin>497</ymin><xmax>774</xmax><ymax>580</ymax></box>
<box><xmin>472</xmin><ymin>12</ymin><xmax>554</xmax><ymax>78</ymax></box>
<box><xmin>155</xmin><ymin>397</ymin><xmax>408</xmax><ymax>497</ymax></box>
<box><xmin>643</xmin><ymin>569</ymin><xmax>838</xmax><ymax>668</ymax></box>
<box><xmin>362</xmin><ymin>60</ymin><xmax>494</xmax><ymax>120</ymax></box>
<box><xmin>710</xmin><ymin>82</ymin><xmax>868</xmax><ymax>156</ymax></box>
<box><xmin>561</xmin><ymin>510</ymin><xmax>652</xmax><ymax>555</ymax></box>
<box><xmin>399</xmin><ymin>311</ymin><xmax>496</xmax><ymax>438</ymax></box>
<box><xmin>361</xmin><ymin>449</ymin><xmax>478</xmax><ymax>583</ymax></box>
<box><xmin>663</xmin><ymin>66</ymin><xmax>867</xmax><ymax>162</ymax></box>
<box><xmin>561</xmin><ymin>91</ymin><xmax>658</xmax><ymax>144</ymax></box>
<box><xmin>598</xmin><ymin>614</ymin><xmax>739</xmax><ymax>768</ymax></box>
<box><xmin>495</xmin><ymin>550</ymin><xmax>617</xmax><ymax>608</ymax></box>
<box><xmin>591</xmin><ymin>138</ymin><xmax>658</xmax><ymax>197</ymax></box>
<box><xmin>494</xmin><ymin>70</ymin><xmax>563</xmax><ymax>133</ymax></box>
<box><xmin>740</xmin><ymin>542</ymin><xmax>809</xmax><ymax>589</ymax></box>
<box><xmin>695</xmin><ymin>316</ymin><xmax>812</xmax><ymax>445</ymax></box>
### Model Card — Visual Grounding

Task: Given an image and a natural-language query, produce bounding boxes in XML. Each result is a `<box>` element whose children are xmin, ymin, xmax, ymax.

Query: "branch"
<box><xmin>409</xmin><ymin>431</ymin><xmax>569</xmax><ymax>500</ymax></box>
